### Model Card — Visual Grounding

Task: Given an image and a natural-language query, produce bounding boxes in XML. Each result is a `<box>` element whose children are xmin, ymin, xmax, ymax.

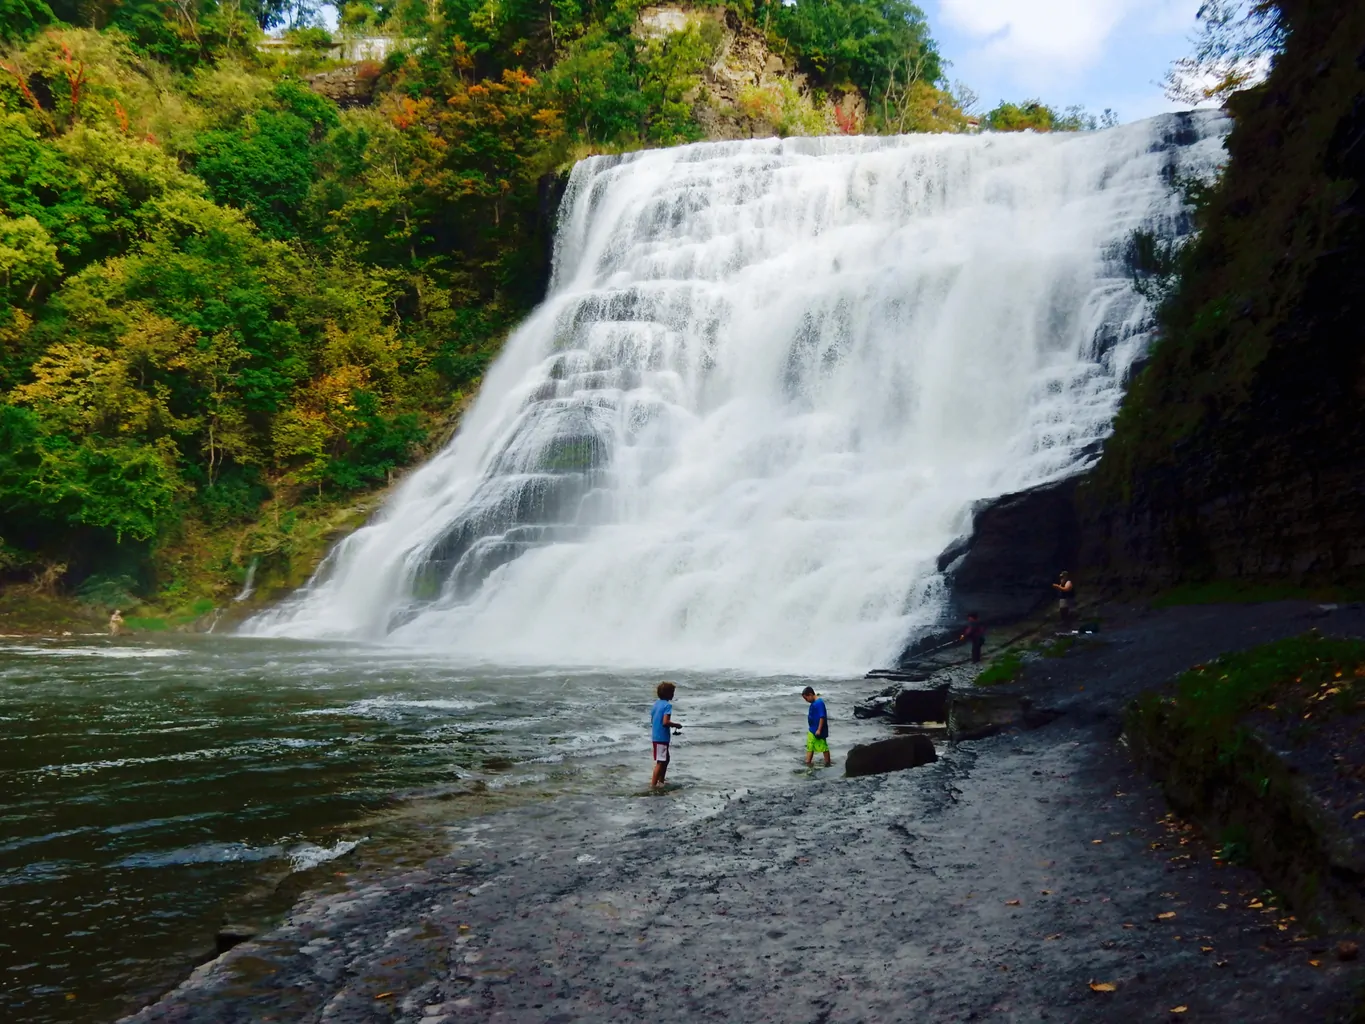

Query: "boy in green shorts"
<box><xmin>802</xmin><ymin>686</ymin><xmax>831</xmax><ymax>766</ymax></box>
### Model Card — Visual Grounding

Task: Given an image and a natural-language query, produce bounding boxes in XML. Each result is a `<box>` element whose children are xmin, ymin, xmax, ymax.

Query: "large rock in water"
<box><xmin>939</xmin><ymin>477</ymin><xmax>1081</xmax><ymax>626</ymax></box>
<box><xmin>894</xmin><ymin>685</ymin><xmax>949</xmax><ymax>723</ymax></box>
<box><xmin>844</xmin><ymin>735</ymin><xmax>937</xmax><ymax>778</ymax></box>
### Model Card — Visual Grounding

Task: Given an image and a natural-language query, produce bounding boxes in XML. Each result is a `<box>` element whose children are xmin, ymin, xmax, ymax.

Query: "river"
<box><xmin>0</xmin><ymin>634</ymin><xmax>886</xmax><ymax>1024</ymax></box>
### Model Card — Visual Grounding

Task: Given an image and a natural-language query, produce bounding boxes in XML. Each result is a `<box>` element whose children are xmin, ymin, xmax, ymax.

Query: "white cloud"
<box><xmin>938</xmin><ymin>0</ymin><xmax>1147</xmax><ymax>70</ymax></box>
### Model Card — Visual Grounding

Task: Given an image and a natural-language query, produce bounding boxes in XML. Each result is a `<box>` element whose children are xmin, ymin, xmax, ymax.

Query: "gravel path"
<box><xmin>125</xmin><ymin>602</ymin><xmax>1365</xmax><ymax>1024</ymax></box>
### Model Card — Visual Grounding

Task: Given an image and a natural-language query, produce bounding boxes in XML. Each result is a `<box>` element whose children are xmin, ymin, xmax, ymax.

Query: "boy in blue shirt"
<box><xmin>802</xmin><ymin>686</ymin><xmax>831</xmax><ymax>766</ymax></box>
<box><xmin>650</xmin><ymin>681</ymin><xmax>682</xmax><ymax>788</ymax></box>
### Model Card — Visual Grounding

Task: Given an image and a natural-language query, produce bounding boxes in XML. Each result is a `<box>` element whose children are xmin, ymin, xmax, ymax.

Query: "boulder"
<box><xmin>893</xmin><ymin>685</ymin><xmax>949</xmax><ymax>723</ymax></box>
<box><xmin>948</xmin><ymin>692</ymin><xmax>1062</xmax><ymax>741</ymax></box>
<box><xmin>845</xmin><ymin>735</ymin><xmax>937</xmax><ymax>778</ymax></box>
<box><xmin>852</xmin><ymin>694</ymin><xmax>895</xmax><ymax>719</ymax></box>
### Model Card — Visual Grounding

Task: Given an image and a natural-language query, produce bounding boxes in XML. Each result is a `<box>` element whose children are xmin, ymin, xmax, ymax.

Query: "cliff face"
<box><xmin>1081</xmin><ymin>0</ymin><xmax>1365</xmax><ymax>589</ymax></box>
<box><xmin>638</xmin><ymin>4</ymin><xmax>867</xmax><ymax>139</ymax></box>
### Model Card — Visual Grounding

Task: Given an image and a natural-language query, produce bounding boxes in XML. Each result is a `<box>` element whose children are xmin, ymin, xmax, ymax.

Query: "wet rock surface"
<box><xmin>126</xmin><ymin>602</ymin><xmax>1365</xmax><ymax>1024</ymax></box>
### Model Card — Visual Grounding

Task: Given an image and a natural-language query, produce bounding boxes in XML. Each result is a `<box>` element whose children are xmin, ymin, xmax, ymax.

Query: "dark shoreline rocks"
<box><xmin>844</xmin><ymin>733</ymin><xmax>937</xmax><ymax>777</ymax></box>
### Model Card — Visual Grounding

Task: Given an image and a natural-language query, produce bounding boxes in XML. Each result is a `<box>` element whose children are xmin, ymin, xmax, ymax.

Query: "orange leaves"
<box><xmin>1089</xmin><ymin>981</ymin><xmax>1116</xmax><ymax>993</ymax></box>
<box><xmin>391</xmin><ymin>96</ymin><xmax>432</xmax><ymax>130</ymax></box>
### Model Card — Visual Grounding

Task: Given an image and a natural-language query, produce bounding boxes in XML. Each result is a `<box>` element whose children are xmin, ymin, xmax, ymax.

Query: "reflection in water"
<box><xmin>0</xmin><ymin>635</ymin><xmax>883</xmax><ymax>1024</ymax></box>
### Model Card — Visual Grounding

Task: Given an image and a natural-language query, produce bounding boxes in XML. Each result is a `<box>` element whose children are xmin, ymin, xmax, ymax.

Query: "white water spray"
<box><xmin>247</xmin><ymin>113</ymin><xmax>1227</xmax><ymax>673</ymax></box>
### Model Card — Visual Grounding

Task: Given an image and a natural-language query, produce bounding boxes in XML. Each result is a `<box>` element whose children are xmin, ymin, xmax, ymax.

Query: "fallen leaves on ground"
<box><xmin>1171</xmin><ymin>1007</ymin><xmax>1188</xmax><ymax>1014</ymax></box>
<box><xmin>1005</xmin><ymin>899</ymin><xmax>1021</xmax><ymax>906</ymax></box>
<box><xmin>1157</xmin><ymin>911</ymin><xmax>1177</xmax><ymax>920</ymax></box>
<box><xmin>1309</xmin><ymin>959</ymin><xmax>1322</xmax><ymax>968</ymax></box>
<box><xmin>1089</xmin><ymin>981</ymin><xmax>1117</xmax><ymax>993</ymax></box>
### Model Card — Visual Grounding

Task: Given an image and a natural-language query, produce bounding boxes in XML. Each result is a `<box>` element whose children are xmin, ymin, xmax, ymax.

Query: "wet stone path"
<box><xmin>126</xmin><ymin>602</ymin><xmax>1365</xmax><ymax>1023</ymax></box>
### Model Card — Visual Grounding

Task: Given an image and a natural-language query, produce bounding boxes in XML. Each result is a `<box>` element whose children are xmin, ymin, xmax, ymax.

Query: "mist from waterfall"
<box><xmin>245</xmin><ymin>113</ymin><xmax>1227</xmax><ymax>673</ymax></box>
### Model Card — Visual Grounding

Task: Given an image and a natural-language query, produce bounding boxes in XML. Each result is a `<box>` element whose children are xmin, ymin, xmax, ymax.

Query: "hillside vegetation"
<box><xmin>0</xmin><ymin>0</ymin><xmax>1100</xmax><ymax>622</ymax></box>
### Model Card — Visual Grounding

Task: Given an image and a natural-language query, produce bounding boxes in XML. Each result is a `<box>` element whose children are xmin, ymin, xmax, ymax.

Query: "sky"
<box><xmin>922</xmin><ymin>0</ymin><xmax>1205</xmax><ymax>123</ymax></box>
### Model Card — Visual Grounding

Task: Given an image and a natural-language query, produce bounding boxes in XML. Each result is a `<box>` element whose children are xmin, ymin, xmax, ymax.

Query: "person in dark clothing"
<box><xmin>1052</xmin><ymin>572</ymin><xmax>1075</xmax><ymax>631</ymax></box>
<box><xmin>960</xmin><ymin>612</ymin><xmax>986</xmax><ymax>663</ymax></box>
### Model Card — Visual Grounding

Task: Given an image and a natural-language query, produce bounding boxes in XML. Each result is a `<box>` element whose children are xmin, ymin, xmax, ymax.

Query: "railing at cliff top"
<box><xmin>256</xmin><ymin>36</ymin><xmax>422</xmax><ymax>62</ymax></box>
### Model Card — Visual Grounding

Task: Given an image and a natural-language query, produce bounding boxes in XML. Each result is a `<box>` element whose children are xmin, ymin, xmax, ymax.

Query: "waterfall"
<box><xmin>234</xmin><ymin>558</ymin><xmax>260</xmax><ymax>603</ymax></box>
<box><xmin>245</xmin><ymin>112</ymin><xmax>1228</xmax><ymax>674</ymax></box>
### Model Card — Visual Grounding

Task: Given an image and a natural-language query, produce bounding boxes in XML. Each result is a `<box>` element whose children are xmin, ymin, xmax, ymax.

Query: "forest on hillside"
<box><xmin>0</xmin><ymin>0</ymin><xmax>1110</xmax><ymax>616</ymax></box>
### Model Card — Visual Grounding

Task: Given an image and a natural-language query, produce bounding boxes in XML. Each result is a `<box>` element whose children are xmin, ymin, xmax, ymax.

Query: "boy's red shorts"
<box><xmin>652</xmin><ymin>742</ymin><xmax>670</xmax><ymax>763</ymax></box>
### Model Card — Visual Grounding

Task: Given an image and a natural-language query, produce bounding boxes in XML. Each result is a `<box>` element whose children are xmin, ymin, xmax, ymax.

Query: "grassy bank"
<box><xmin>1127</xmin><ymin>633</ymin><xmax>1365</xmax><ymax>929</ymax></box>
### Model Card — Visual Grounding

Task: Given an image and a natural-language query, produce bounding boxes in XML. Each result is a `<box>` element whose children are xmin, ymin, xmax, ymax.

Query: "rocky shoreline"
<box><xmin>123</xmin><ymin>600</ymin><xmax>1365</xmax><ymax>1023</ymax></box>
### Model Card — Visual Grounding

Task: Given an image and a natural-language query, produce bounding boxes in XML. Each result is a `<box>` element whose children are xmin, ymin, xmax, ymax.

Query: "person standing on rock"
<box><xmin>650</xmin><ymin>681</ymin><xmax>682</xmax><ymax>788</ymax></box>
<box><xmin>1052</xmin><ymin>571</ymin><xmax>1075</xmax><ymax>631</ymax></box>
<box><xmin>109</xmin><ymin>609</ymin><xmax>124</xmax><ymax>636</ymax></box>
<box><xmin>802</xmin><ymin>686</ymin><xmax>831</xmax><ymax>767</ymax></box>
<box><xmin>959</xmin><ymin>612</ymin><xmax>986</xmax><ymax>663</ymax></box>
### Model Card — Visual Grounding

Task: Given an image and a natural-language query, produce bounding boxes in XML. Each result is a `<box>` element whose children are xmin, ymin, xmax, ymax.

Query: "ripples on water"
<box><xmin>0</xmin><ymin>634</ymin><xmax>882</xmax><ymax>1024</ymax></box>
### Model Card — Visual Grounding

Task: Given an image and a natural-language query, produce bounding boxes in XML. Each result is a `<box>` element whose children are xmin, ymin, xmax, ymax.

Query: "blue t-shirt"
<box><xmin>651</xmin><ymin>699</ymin><xmax>673</xmax><ymax>743</ymax></box>
<box><xmin>807</xmin><ymin>697</ymin><xmax>828</xmax><ymax>738</ymax></box>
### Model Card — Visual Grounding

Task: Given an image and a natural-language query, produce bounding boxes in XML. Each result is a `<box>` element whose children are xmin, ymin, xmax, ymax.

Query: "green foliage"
<box><xmin>197</xmin><ymin>468</ymin><xmax>270</xmax><ymax>525</ymax></box>
<box><xmin>109</xmin><ymin>0</ymin><xmax>256</xmax><ymax>72</ymax></box>
<box><xmin>0</xmin><ymin>0</ymin><xmax>54</xmax><ymax>43</ymax></box>
<box><xmin>323</xmin><ymin>389</ymin><xmax>424</xmax><ymax>492</ymax></box>
<box><xmin>976</xmin><ymin>650</ymin><xmax>1023</xmax><ymax>686</ymax></box>
<box><xmin>763</xmin><ymin>0</ymin><xmax>942</xmax><ymax>98</ymax></box>
<box><xmin>1135</xmin><ymin>633</ymin><xmax>1365</xmax><ymax>754</ymax></box>
<box><xmin>737</xmin><ymin>78</ymin><xmax>828</xmax><ymax>137</ymax></box>
<box><xmin>984</xmin><ymin>100</ymin><xmax>1115</xmax><ymax>133</ymax></box>
<box><xmin>193</xmin><ymin>80</ymin><xmax>339</xmax><ymax>238</ymax></box>
<box><xmin>0</xmin><ymin>400</ymin><xmax>184</xmax><ymax>544</ymax></box>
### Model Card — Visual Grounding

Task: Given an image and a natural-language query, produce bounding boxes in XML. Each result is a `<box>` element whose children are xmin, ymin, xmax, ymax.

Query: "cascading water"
<box><xmin>247</xmin><ymin>112</ymin><xmax>1227</xmax><ymax>673</ymax></box>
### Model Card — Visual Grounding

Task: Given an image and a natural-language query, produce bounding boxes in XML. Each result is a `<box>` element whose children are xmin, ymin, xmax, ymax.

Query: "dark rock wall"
<box><xmin>1081</xmin><ymin>0</ymin><xmax>1365</xmax><ymax>590</ymax></box>
<box><xmin>940</xmin><ymin>477</ymin><xmax>1080</xmax><ymax>626</ymax></box>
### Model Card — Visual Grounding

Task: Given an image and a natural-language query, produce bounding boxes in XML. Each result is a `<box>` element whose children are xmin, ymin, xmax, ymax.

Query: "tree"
<box><xmin>193</xmin><ymin>81</ymin><xmax>340</xmax><ymax>239</ymax></box>
<box><xmin>0</xmin><ymin>214</ymin><xmax>60</xmax><ymax>300</ymax></box>
<box><xmin>0</xmin><ymin>0</ymin><xmax>54</xmax><ymax>43</ymax></box>
<box><xmin>984</xmin><ymin>100</ymin><xmax>1112</xmax><ymax>133</ymax></box>
<box><xmin>763</xmin><ymin>0</ymin><xmax>943</xmax><ymax>99</ymax></box>
<box><xmin>1164</xmin><ymin>1</ymin><xmax>1283</xmax><ymax>105</ymax></box>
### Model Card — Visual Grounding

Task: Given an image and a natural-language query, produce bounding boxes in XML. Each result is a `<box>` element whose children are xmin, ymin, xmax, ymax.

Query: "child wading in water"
<box><xmin>650</xmin><ymin>681</ymin><xmax>682</xmax><ymax>788</ymax></box>
<box><xmin>802</xmin><ymin>686</ymin><xmax>831</xmax><ymax>767</ymax></box>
